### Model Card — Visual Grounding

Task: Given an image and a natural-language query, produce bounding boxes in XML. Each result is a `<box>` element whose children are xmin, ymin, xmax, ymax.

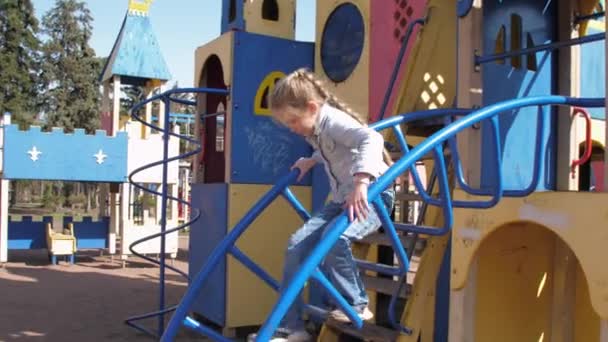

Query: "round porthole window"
<box><xmin>320</xmin><ymin>3</ymin><xmax>365</xmax><ymax>83</ymax></box>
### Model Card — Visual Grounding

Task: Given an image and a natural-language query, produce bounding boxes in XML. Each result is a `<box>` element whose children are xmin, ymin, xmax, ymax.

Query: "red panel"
<box><xmin>369</xmin><ymin>0</ymin><xmax>426</xmax><ymax>123</ymax></box>
<box><xmin>199</xmin><ymin>55</ymin><xmax>228</xmax><ymax>184</ymax></box>
<box><xmin>100</xmin><ymin>111</ymin><xmax>113</xmax><ymax>135</ymax></box>
<box><xmin>591</xmin><ymin>160</ymin><xmax>604</xmax><ymax>192</ymax></box>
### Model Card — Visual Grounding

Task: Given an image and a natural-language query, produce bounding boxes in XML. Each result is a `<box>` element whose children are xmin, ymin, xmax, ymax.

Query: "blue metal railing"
<box><xmin>124</xmin><ymin>87</ymin><xmax>229</xmax><ymax>338</ymax></box>
<box><xmin>159</xmin><ymin>96</ymin><xmax>604</xmax><ymax>342</ymax></box>
<box><xmin>475</xmin><ymin>33</ymin><xmax>605</xmax><ymax>65</ymax></box>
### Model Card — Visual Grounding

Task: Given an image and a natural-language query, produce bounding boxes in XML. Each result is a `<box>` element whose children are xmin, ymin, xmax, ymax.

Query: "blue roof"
<box><xmin>100</xmin><ymin>12</ymin><xmax>171</xmax><ymax>84</ymax></box>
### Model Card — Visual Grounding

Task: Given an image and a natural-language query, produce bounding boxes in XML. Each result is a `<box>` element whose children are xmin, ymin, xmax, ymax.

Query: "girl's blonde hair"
<box><xmin>269</xmin><ymin>68</ymin><xmax>393</xmax><ymax>165</ymax></box>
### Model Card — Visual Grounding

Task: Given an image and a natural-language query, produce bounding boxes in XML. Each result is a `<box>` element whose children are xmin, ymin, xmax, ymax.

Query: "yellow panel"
<box><xmin>392</xmin><ymin>0</ymin><xmax>456</xmax><ymax>116</ymax></box>
<box><xmin>575</xmin><ymin>260</ymin><xmax>601</xmax><ymax>341</ymax></box>
<box><xmin>587</xmin><ymin>19</ymin><xmax>606</xmax><ymax>32</ymax></box>
<box><xmin>577</xmin><ymin>0</ymin><xmax>601</xmax><ymax>35</ymax></box>
<box><xmin>244</xmin><ymin>0</ymin><xmax>296</xmax><ymax>40</ymax></box>
<box><xmin>254</xmin><ymin>71</ymin><xmax>286</xmax><ymax>116</ymax></box>
<box><xmin>452</xmin><ymin>190</ymin><xmax>608</xmax><ymax>320</ymax></box>
<box><xmin>226</xmin><ymin>183</ymin><xmax>312</xmax><ymax>327</ymax></box>
<box><xmin>194</xmin><ymin>31</ymin><xmax>233</xmax><ymax>89</ymax></box>
<box><xmin>398</xmin><ymin>209</ymin><xmax>449</xmax><ymax>342</ymax></box>
<box><xmin>474</xmin><ymin>222</ymin><xmax>554</xmax><ymax>341</ymax></box>
<box><xmin>128</xmin><ymin>0</ymin><xmax>152</xmax><ymax>14</ymax></box>
<box><xmin>193</xmin><ymin>32</ymin><xmax>233</xmax><ymax>182</ymax></box>
<box><xmin>315</xmin><ymin>0</ymin><xmax>371</xmax><ymax>119</ymax></box>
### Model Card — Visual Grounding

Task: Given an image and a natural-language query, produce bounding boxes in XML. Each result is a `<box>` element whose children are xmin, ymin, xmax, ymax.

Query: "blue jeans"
<box><xmin>279</xmin><ymin>188</ymin><xmax>395</xmax><ymax>331</ymax></box>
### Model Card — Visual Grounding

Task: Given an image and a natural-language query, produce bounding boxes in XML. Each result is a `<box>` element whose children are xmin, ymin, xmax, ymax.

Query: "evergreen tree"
<box><xmin>40</xmin><ymin>0</ymin><xmax>101</xmax><ymax>132</ymax></box>
<box><xmin>0</xmin><ymin>0</ymin><xmax>41</xmax><ymax>128</ymax></box>
<box><xmin>120</xmin><ymin>85</ymin><xmax>145</xmax><ymax>116</ymax></box>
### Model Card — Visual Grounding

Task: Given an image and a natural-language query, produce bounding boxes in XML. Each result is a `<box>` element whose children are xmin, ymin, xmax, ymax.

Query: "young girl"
<box><xmin>258</xmin><ymin>68</ymin><xmax>395</xmax><ymax>341</ymax></box>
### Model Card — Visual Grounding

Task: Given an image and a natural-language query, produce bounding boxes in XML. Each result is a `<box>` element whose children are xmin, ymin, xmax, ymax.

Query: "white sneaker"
<box><xmin>329</xmin><ymin>306</ymin><xmax>374</xmax><ymax>323</ymax></box>
<box><xmin>247</xmin><ymin>329</ymin><xmax>312</xmax><ymax>342</ymax></box>
<box><xmin>285</xmin><ymin>330</ymin><xmax>312</xmax><ymax>341</ymax></box>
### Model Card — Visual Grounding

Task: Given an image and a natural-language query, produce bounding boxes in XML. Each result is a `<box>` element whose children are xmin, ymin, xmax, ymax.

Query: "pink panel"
<box><xmin>369</xmin><ymin>0</ymin><xmax>426</xmax><ymax>123</ymax></box>
<box><xmin>100</xmin><ymin>111</ymin><xmax>113</xmax><ymax>135</ymax></box>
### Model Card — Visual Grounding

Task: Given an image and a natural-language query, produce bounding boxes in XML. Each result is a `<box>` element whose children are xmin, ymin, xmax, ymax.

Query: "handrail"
<box><xmin>377</xmin><ymin>16</ymin><xmax>426</xmax><ymax>121</ymax></box>
<box><xmin>570</xmin><ymin>107</ymin><xmax>593</xmax><ymax>177</ymax></box>
<box><xmin>475</xmin><ymin>33</ymin><xmax>605</xmax><ymax>65</ymax></box>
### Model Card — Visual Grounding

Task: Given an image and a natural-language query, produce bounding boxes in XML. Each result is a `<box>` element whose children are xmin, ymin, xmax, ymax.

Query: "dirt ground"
<box><xmin>0</xmin><ymin>235</ymin><xmax>212</xmax><ymax>342</ymax></box>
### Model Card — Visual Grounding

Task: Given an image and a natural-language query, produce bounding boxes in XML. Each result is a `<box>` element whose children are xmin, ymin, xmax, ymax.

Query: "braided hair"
<box><xmin>269</xmin><ymin>68</ymin><xmax>393</xmax><ymax>165</ymax></box>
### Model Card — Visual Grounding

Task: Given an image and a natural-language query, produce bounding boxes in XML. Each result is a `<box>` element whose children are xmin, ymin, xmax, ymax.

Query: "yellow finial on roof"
<box><xmin>128</xmin><ymin>0</ymin><xmax>153</xmax><ymax>16</ymax></box>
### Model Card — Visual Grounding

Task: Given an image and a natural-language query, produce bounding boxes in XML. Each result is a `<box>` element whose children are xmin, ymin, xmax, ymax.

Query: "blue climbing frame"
<box><xmin>159</xmin><ymin>94</ymin><xmax>604</xmax><ymax>341</ymax></box>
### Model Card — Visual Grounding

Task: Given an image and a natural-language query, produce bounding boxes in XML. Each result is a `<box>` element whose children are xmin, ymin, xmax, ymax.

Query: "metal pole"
<box><xmin>158</xmin><ymin>96</ymin><xmax>171</xmax><ymax>336</ymax></box>
<box><xmin>475</xmin><ymin>32</ymin><xmax>605</xmax><ymax>65</ymax></box>
<box><xmin>378</xmin><ymin>18</ymin><xmax>426</xmax><ymax>121</ymax></box>
<box><xmin>574</xmin><ymin>11</ymin><xmax>605</xmax><ymax>24</ymax></box>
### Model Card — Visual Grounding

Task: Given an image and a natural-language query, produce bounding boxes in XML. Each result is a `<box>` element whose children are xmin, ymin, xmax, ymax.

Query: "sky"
<box><xmin>31</xmin><ymin>0</ymin><xmax>317</xmax><ymax>88</ymax></box>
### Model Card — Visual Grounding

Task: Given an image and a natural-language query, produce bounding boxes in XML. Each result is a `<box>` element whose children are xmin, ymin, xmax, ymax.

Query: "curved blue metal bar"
<box><xmin>447</xmin><ymin>115</ymin><xmax>504</xmax><ymax>208</ymax></box>
<box><xmin>372</xmin><ymin>108</ymin><xmax>472</xmax><ymax>208</ymax></box>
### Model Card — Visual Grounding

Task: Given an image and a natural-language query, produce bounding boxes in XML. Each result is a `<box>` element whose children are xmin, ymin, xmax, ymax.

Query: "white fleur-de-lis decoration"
<box><xmin>28</xmin><ymin>146</ymin><xmax>42</xmax><ymax>162</ymax></box>
<box><xmin>94</xmin><ymin>149</ymin><xmax>108</xmax><ymax>164</ymax></box>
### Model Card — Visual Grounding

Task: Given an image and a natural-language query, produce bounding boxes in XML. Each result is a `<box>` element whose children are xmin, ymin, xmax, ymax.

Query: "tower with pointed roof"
<box><xmin>99</xmin><ymin>0</ymin><xmax>171</xmax><ymax>138</ymax></box>
<box><xmin>98</xmin><ymin>0</ymin><xmax>180</xmax><ymax>261</ymax></box>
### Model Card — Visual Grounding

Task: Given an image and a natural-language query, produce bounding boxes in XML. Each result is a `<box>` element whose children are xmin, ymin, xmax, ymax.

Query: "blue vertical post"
<box><xmin>158</xmin><ymin>96</ymin><xmax>171</xmax><ymax>336</ymax></box>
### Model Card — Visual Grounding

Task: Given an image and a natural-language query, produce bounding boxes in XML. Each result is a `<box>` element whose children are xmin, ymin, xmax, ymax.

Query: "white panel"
<box><xmin>126</xmin><ymin>124</ymin><xmax>180</xmax><ymax>184</ymax></box>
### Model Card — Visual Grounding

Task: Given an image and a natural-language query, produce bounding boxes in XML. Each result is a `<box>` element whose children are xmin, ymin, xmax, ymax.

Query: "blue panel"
<box><xmin>231</xmin><ymin>31</ymin><xmax>315</xmax><ymax>185</ymax></box>
<box><xmin>3</xmin><ymin>125</ymin><xmax>128</xmax><ymax>182</ymax></box>
<box><xmin>8</xmin><ymin>216</ymin><xmax>52</xmax><ymax>249</ymax></box>
<box><xmin>458</xmin><ymin>0</ymin><xmax>474</xmax><ymax>17</ymax></box>
<box><xmin>580</xmin><ymin>26</ymin><xmax>605</xmax><ymax>120</ymax></box>
<box><xmin>64</xmin><ymin>216</ymin><xmax>110</xmax><ymax>249</ymax></box>
<box><xmin>221</xmin><ymin>0</ymin><xmax>245</xmax><ymax>33</ymax></box>
<box><xmin>320</xmin><ymin>3</ymin><xmax>365</xmax><ymax>82</ymax></box>
<box><xmin>481</xmin><ymin>1</ymin><xmax>557</xmax><ymax>191</ymax></box>
<box><xmin>108</xmin><ymin>14</ymin><xmax>171</xmax><ymax>81</ymax></box>
<box><xmin>189</xmin><ymin>183</ymin><xmax>228</xmax><ymax>326</ymax></box>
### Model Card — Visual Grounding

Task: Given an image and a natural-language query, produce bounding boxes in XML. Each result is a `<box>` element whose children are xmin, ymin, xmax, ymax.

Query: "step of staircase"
<box><xmin>323</xmin><ymin>319</ymin><xmax>400</xmax><ymax>342</ymax></box>
<box><xmin>357</xmin><ymin>231</ymin><xmax>414</xmax><ymax>248</ymax></box>
<box><xmin>362</xmin><ymin>275</ymin><xmax>410</xmax><ymax>299</ymax></box>
<box><xmin>394</xmin><ymin>192</ymin><xmax>423</xmax><ymax>202</ymax></box>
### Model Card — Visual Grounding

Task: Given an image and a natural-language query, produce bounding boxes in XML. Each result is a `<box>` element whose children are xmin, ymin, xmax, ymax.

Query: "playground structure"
<box><xmin>153</xmin><ymin>0</ymin><xmax>608</xmax><ymax>341</ymax></box>
<box><xmin>0</xmin><ymin>0</ymin><xmax>607</xmax><ymax>341</ymax></box>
